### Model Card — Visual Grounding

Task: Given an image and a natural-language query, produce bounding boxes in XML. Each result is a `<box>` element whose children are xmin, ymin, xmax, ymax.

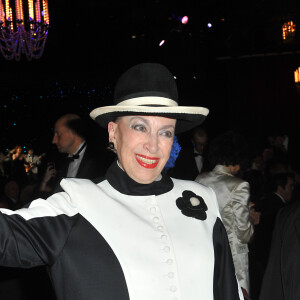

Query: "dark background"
<box><xmin>1</xmin><ymin>0</ymin><xmax>300</xmax><ymax>154</ymax></box>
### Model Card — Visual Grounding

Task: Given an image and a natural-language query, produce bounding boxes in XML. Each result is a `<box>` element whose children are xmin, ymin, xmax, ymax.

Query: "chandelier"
<box><xmin>0</xmin><ymin>0</ymin><xmax>49</xmax><ymax>61</ymax></box>
<box><xmin>294</xmin><ymin>67</ymin><xmax>300</xmax><ymax>95</ymax></box>
<box><xmin>282</xmin><ymin>21</ymin><xmax>296</xmax><ymax>43</ymax></box>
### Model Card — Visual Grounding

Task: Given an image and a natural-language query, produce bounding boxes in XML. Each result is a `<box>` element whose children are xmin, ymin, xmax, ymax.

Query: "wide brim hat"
<box><xmin>90</xmin><ymin>63</ymin><xmax>209</xmax><ymax>134</ymax></box>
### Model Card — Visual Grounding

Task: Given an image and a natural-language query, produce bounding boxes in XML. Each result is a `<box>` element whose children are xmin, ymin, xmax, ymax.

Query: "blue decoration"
<box><xmin>163</xmin><ymin>135</ymin><xmax>181</xmax><ymax>173</ymax></box>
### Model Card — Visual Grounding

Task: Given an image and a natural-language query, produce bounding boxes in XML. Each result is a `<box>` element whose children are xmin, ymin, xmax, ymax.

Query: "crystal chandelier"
<box><xmin>0</xmin><ymin>0</ymin><xmax>49</xmax><ymax>61</ymax></box>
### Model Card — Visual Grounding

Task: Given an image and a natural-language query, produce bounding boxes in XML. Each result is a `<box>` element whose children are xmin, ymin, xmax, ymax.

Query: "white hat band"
<box><xmin>117</xmin><ymin>97</ymin><xmax>178</xmax><ymax>107</ymax></box>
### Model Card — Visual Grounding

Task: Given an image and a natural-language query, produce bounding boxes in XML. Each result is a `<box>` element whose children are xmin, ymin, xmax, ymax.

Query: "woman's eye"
<box><xmin>160</xmin><ymin>130</ymin><xmax>174</xmax><ymax>138</ymax></box>
<box><xmin>131</xmin><ymin>124</ymin><xmax>146</xmax><ymax>132</ymax></box>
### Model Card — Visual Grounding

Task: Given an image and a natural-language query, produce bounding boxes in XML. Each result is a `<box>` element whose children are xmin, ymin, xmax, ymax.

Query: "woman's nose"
<box><xmin>144</xmin><ymin>134</ymin><xmax>159</xmax><ymax>154</ymax></box>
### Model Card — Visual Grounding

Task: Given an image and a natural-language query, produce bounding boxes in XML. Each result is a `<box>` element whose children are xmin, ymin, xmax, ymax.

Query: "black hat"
<box><xmin>90</xmin><ymin>63</ymin><xmax>209</xmax><ymax>133</ymax></box>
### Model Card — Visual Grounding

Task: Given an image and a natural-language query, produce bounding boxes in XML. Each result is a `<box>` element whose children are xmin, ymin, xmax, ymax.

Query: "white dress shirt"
<box><xmin>194</xmin><ymin>150</ymin><xmax>204</xmax><ymax>173</ymax></box>
<box><xmin>67</xmin><ymin>142</ymin><xmax>87</xmax><ymax>178</ymax></box>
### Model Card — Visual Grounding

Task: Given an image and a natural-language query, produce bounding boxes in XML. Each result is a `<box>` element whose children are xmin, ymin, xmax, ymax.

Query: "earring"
<box><xmin>107</xmin><ymin>142</ymin><xmax>116</xmax><ymax>153</ymax></box>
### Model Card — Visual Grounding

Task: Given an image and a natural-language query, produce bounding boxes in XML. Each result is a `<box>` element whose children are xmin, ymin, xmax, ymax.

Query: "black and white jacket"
<box><xmin>0</xmin><ymin>162</ymin><xmax>242</xmax><ymax>300</ymax></box>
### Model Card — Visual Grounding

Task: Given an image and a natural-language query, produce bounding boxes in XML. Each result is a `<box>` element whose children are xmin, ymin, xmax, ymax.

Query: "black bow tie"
<box><xmin>66</xmin><ymin>143</ymin><xmax>86</xmax><ymax>162</ymax></box>
<box><xmin>67</xmin><ymin>153</ymin><xmax>80</xmax><ymax>162</ymax></box>
<box><xmin>194</xmin><ymin>153</ymin><xmax>201</xmax><ymax>157</ymax></box>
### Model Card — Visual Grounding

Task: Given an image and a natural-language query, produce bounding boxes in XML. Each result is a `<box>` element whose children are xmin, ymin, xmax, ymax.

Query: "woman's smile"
<box><xmin>135</xmin><ymin>154</ymin><xmax>160</xmax><ymax>169</ymax></box>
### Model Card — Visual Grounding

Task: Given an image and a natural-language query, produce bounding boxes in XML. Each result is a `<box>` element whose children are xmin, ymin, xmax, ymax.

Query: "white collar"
<box><xmin>69</xmin><ymin>141</ymin><xmax>86</xmax><ymax>157</ymax></box>
<box><xmin>274</xmin><ymin>192</ymin><xmax>286</xmax><ymax>204</ymax></box>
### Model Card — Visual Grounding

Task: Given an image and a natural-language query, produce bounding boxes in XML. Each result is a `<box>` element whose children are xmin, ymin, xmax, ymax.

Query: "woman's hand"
<box><xmin>249</xmin><ymin>203</ymin><xmax>261</xmax><ymax>225</ymax></box>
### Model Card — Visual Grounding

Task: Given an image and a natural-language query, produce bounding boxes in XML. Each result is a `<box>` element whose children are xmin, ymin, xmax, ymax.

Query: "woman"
<box><xmin>7</xmin><ymin>145</ymin><xmax>28</xmax><ymax>187</ymax></box>
<box><xmin>0</xmin><ymin>63</ymin><xmax>243</xmax><ymax>300</ymax></box>
<box><xmin>195</xmin><ymin>131</ymin><xmax>260</xmax><ymax>299</ymax></box>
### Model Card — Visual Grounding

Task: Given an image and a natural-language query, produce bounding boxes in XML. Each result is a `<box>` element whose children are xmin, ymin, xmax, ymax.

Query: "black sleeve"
<box><xmin>213</xmin><ymin>217</ymin><xmax>241</xmax><ymax>300</ymax></box>
<box><xmin>0</xmin><ymin>196</ymin><xmax>79</xmax><ymax>268</ymax></box>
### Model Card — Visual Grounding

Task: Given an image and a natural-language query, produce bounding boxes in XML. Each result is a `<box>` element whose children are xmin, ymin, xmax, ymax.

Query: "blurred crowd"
<box><xmin>0</xmin><ymin>118</ymin><xmax>299</xmax><ymax>300</ymax></box>
<box><xmin>169</xmin><ymin>126</ymin><xmax>299</xmax><ymax>300</ymax></box>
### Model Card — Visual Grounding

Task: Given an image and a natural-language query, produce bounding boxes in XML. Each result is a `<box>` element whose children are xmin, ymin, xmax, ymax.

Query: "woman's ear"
<box><xmin>108</xmin><ymin>121</ymin><xmax>117</xmax><ymax>141</ymax></box>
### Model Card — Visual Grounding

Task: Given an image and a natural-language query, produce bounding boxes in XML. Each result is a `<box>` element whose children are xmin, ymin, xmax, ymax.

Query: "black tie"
<box><xmin>67</xmin><ymin>143</ymin><xmax>86</xmax><ymax>162</ymax></box>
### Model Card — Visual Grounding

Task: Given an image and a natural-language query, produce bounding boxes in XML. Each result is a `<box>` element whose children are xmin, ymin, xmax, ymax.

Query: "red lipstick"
<box><xmin>135</xmin><ymin>154</ymin><xmax>159</xmax><ymax>169</ymax></box>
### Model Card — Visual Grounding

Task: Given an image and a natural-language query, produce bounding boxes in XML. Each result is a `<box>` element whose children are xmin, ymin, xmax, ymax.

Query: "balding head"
<box><xmin>52</xmin><ymin>114</ymin><xmax>85</xmax><ymax>154</ymax></box>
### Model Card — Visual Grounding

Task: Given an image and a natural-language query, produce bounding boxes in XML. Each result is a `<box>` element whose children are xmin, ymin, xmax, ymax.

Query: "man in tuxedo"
<box><xmin>260</xmin><ymin>172</ymin><xmax>294</xmax><ymax>221</ymax></box>
<box><xmin>52</xmin><ymin>114</ymin><xmax>89</xmax><ymax>179</ymax></box>
<box><xmin>40</xmin><ymin>114</ymin><xmax>114</xmax><ymax>195</ymax></box>
<box><xmin>249</xmin><ymin>172</ymin><xmax>294</xmax><ymax>298</ymax></box>
<box><xmin>258</xmin><ymin>199</ymin><xmax>300</xmax><ymax>300</ymax></box>
<box><xmin>168</xmin><ymin>126</ymin><xmax>208</xmax><ymax>180</ymax></box>
<box><xmin>29</xmin><ymin>114</ymin><xmax>115</xmax><ymax>299</ymax></box>
<box><xmin>258</xmin><ymin>172</ymin><xmax>294</xmax><ymax>258</ymax></box>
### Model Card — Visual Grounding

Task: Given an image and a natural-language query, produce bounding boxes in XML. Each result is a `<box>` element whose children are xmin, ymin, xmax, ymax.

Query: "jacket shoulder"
<box><xmin>172</xmin><ymin>177</ymin><xmax>213</xmax><ymax>193</ymax></box>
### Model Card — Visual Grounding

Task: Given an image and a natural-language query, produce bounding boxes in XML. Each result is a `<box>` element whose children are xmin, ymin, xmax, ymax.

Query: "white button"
<box><xmin>169</xmin><ymin>285</ymin><xmax>177</xmax><ymax>292</ymax></box>
<box><xmin>163</xmin><ymin>246</ymin><xmax>170</xmax><ymax>252</ymax></box>
<box><xmin>157</xmin><ymin>226</ymin><xmax>164</xmax><ymax>232</ymax></box>
<box><xmin>160</xmin><ymin>235</ymin><xmax>167</xmax><ymax>241</ymax></box>
<box><xmin>153</xmin><ymin>217</ymin><xmax>159</xmax><ymax>223</ymax></box>
<box><xmin>166</xmin><ymin>259</ymin><xmax>173</xmax><ymax>265</ymax></box>
<box><xmin>168</xmin><ymin>272</ymin><xmax>175</xmax><ymax>278</ymax></box>
<box><xmin>150</xmin><ymin>207</ymin><xmax>157</xmax><ymax>213</ymax></box>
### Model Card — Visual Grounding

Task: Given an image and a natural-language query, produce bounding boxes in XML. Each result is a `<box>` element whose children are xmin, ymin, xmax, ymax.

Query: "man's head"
<box><xmin>52</xmin><ymin>114</ymin><xmax>85</xmax><ymax>155</ymax></box>
<box><xmin>268</xmin><ymin>130</ymin><xmax>287</xmax><ymax>148</ymax></box>
<box><xmin>271</xmin><ymin>173</ymin><xmax>295</xmax><ymax>202</ymax></box>
<box><xmin>192</xmin><ymin>127</ymin><xmax>207</xmax><ymax>154</ymax></box>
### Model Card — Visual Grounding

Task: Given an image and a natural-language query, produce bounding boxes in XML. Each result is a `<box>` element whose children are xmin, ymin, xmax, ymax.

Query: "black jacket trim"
<box><xmin>105</xmin><ymin>161</ymin><xmax>174</xmax><ymax>196</ymax></box>
<box><xmin>213</xmin><ymin>217</ymin><xmax>240</xmax><ymax>300</ymax></box>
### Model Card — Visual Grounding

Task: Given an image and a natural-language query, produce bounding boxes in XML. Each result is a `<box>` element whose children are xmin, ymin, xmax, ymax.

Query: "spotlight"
<box><xmin>207</xmin><ymin>23</ymin><xmax>212</xmax><ymax>28</ymax></box>
<box><xmin>159</xmin><ymin>40</ymin><xmax>165</xmax><ymax>46</ymax></box>
<box><xmin>181</xmin><ymin>16</ymin><xmax>189</xmax><ymax>24</ymax></box>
